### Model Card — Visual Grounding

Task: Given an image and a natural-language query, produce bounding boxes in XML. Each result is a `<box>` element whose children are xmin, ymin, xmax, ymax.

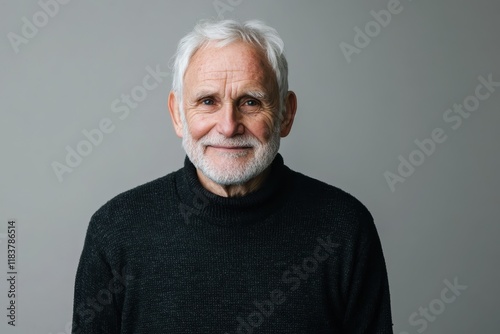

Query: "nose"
<box><xmin>216</xmin><ymin>102</ymin><xmax>244</xmax><ymax>137</ymax></box>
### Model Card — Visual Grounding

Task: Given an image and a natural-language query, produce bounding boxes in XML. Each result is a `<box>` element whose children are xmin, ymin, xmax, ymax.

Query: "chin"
<box><xmin>201</xmin><ymin>156</ymin><xmax>259</xmax><ymax>185</ymax></box>
<box><xmin>182</xmin><ymin>126</ymin><xmax>281</xmax><ymax>187</ymax></box>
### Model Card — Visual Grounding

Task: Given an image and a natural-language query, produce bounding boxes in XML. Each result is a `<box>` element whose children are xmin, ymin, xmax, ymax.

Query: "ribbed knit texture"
<box><xmin>72</xmin><ymin>154</ymin><xmax>393</xmax><ymax>333</ymax></box>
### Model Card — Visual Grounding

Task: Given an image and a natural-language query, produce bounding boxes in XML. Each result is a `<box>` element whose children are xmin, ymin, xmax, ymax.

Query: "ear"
<box><xmin>168</xmin><ymin>91</ymin><xmax>183</xmax><ymax>138</ymax></box>
<box><xmin>279</xmin><ymin>91</ymin><xmax>297</xmax><ymax>137</ymax></box>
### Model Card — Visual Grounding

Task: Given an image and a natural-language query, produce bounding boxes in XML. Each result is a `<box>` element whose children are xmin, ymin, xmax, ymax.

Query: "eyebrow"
<box><xmin>192</xmin><ymin>90</ymin><xmax>216</xmax><ymax>101</ymax></box>
<box><xmin>191</xmin><ymin>89</ymin><xmax>269</xmax><ymax>101</ymax></box>
<box><xmin>245</xmin><ymin>90</ymin><xmax>268</xmax><ymax>100</ymax></box>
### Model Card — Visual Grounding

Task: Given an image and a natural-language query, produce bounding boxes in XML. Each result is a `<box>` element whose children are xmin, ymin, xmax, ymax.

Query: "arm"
<box><xmin>342</xmin><ymin>218</ymin><xmax>393</xmax><ymax>333</ymax></box>
<box><xmin>72</xmin><ymin>216</ymin><xmax>123</xmax><ymax>334</ymax></box>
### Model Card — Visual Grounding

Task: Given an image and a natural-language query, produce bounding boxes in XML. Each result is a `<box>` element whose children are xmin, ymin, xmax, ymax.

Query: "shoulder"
<box><xmin>290</xmin><ymin>169</ymin><xmax>372</xmax><ymax>217</ymax></box>
<box><xmin>87</xmin><ymin>169</ymin><xmax>180</xmax><ymax>237</ymax></box>
<box><xmin>287</xmin><ymin>168</ymin><xmax>377</xmax><ymax>237</ymax></box>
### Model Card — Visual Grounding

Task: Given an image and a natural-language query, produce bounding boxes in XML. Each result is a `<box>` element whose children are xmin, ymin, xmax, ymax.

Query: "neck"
<box><xmin>196</xmin><ymin>167</ymin><xmax>272</xmax><ymax>197</ymax></box>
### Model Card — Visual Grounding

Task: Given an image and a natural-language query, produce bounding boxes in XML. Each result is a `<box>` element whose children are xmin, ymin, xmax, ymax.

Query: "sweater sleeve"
<box><xmin>71</xmin><ymin>213</ymin><xmax>122</xmax><ymax>334</ymax></box>
<box><xmin>342</xmin><ymin>218</ymin><xmax>393</xmax><ymax>333</ymax></box>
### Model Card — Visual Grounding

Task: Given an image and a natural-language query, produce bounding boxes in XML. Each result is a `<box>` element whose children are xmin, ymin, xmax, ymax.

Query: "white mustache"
<box><xmin>199</xmin><ymin>135</ymin><xmax>259</xmax><ymax>148</ymax></box>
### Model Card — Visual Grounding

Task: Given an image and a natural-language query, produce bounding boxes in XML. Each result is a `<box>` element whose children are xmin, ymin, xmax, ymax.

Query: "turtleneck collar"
<box><xmin>174</xmin><ymin>153</ymin><xmax>292</xmax><ymax>227</ymax></box>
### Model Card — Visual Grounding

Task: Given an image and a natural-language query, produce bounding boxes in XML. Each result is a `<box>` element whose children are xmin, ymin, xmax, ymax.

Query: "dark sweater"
<box><xmin>72</xmin><ymin>154</ymin><xmax>393</xmax><ymax>333</ymax></box>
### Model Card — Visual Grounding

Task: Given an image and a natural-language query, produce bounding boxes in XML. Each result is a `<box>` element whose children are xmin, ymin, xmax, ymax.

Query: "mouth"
<box><xmin>208</xmin><ymin>145</ymin><xmax>252</xmax><ymax>151</ymax></box>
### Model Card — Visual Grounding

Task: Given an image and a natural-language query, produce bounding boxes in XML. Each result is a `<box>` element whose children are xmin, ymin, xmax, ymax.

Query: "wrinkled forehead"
<box><xmin>184</xmin><ymin>41</ymin><xmax>276</xmax><ymax>85</ymax></box>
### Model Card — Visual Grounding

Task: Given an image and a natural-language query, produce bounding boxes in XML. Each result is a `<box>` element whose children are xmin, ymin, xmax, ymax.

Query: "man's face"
<box><xmin>174</xmin><ymin>41</ymin><xmax>284</xmax><ymax>185</ymax></box>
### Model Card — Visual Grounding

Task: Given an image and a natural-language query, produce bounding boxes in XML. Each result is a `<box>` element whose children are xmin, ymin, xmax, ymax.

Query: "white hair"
<box><xmin>170</xmin><ymin>19</ymin><xmax>289</xmax><ymax>116</ymax></box>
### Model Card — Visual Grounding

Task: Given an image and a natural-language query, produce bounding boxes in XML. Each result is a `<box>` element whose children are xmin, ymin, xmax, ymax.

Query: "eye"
<box><xmin>201</xmin><ymin>98</ymin><xmax>215</xmax><ymax>105</ymax></box>
<box><xmin>240</xmin><ymin>99</ymin><xmax>261</xmax><ymax>112</ymax></box>
<box><xmin>244</xmin><ymin>99</ymin><xmax>259</xmax><ymax>106</ymax></box>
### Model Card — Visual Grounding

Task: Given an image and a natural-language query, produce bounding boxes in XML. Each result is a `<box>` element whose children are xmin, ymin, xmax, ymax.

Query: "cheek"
<box><xmin>184</xmin><ymin>114</ymin><xmax>214</xmax><ymax>140</ymax></box>
<box><xmin>245</xmin><ymin>114</ymin><xmax>277</xmax><ymax>142</ymax></box>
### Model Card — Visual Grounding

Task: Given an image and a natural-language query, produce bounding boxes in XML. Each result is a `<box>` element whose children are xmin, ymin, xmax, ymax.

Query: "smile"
<box><xmin>208</xmin><ymin>145</ymin><xmax>252</xmax><ymax>151</ymax></box>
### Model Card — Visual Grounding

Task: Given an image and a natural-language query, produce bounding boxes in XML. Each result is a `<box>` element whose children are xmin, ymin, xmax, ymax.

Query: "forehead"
<box><xmin>184</xmin><ymin>41</ymin><xmax>274</xmax><ymax>84</ymax></box>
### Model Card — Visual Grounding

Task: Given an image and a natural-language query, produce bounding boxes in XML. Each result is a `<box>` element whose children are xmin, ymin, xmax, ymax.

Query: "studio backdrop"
<box><xmin>1</xmin><ymin>0</ymin><xmax>499</xmax><ymax>333</ymax></box>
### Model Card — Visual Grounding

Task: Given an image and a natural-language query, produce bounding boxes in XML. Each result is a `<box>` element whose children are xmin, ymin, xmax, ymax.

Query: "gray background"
<box><xmin>1</xmin><ymin>0</ymin><xmax>498</xmax><ymax>333</ymax></box>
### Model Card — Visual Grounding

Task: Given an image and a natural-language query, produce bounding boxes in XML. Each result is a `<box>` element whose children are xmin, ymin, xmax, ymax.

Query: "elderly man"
<box><xmin>72</xmin><ymin>20</ymin><xmax>393</xmax><ymax>333</ymax></box>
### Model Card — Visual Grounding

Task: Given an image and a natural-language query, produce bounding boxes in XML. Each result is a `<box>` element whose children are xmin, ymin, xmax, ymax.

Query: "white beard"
<box><xmin>181</xmin><ymin>112</ymin><xmax>281</xmax><ymax>186</ymax></box>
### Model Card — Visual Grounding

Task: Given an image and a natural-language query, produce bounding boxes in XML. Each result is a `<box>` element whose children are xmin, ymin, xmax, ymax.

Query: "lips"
<box><xmin>207</xmin><ymin>145</ymin><xmax>253</xmax><ymax>154</ymax></box>
<box><xmin>209</xmin><ymin>145</ymin><xmax>252</xmax><ymax>149</ymax></box>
